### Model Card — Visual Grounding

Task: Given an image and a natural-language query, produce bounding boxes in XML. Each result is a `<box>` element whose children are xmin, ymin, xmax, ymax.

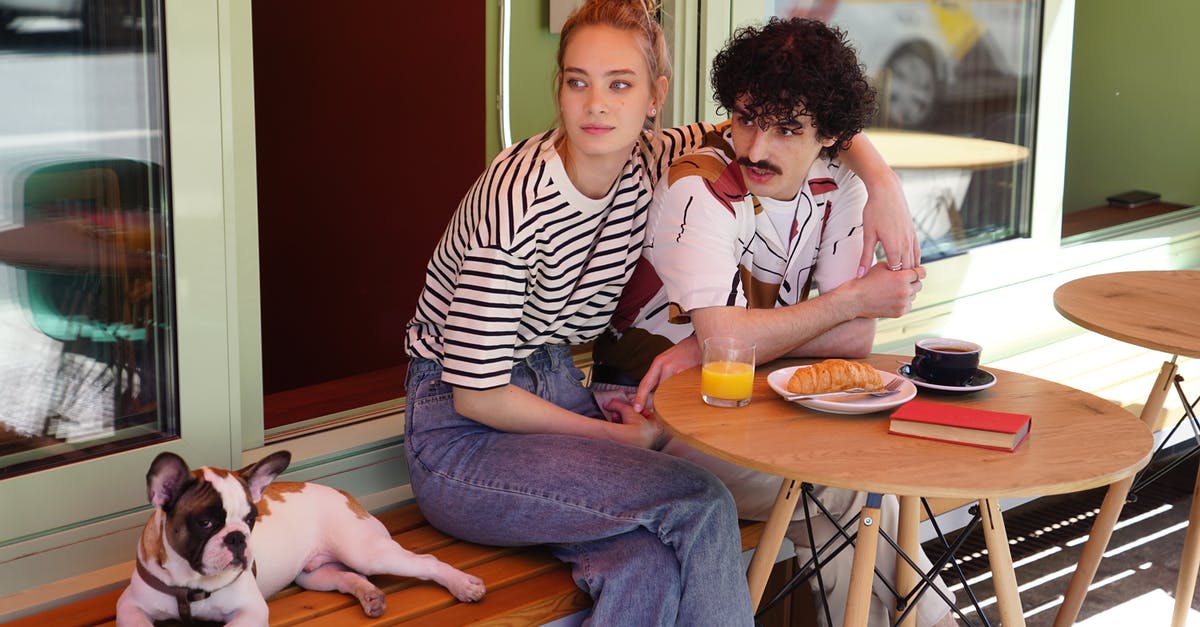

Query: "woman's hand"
<box><xmin>839</xmin><ymin>133</ymin><xmax>922</xmax><ymax>273</ymax></box>
<box><xmin>858</xmin><ymin>169</ymin><xmax>921</xmax><ymax>275</ymax></box>
<box><xmin>602</xmin><ymin>397</ymin><xmax>669</xmax><ymax>450</ymax></box>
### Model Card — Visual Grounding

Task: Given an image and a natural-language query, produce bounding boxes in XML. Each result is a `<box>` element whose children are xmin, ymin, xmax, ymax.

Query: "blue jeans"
<box><xmin>405</xmin><ymin>345</ymin><xmax>753</xmax><ymax>626</ymax></box>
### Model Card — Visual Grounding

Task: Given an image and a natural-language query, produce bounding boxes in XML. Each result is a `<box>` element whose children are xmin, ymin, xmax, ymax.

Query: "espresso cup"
<box><xmin>911</xmin><ymin>338</ymin><xmax>981</xmax><ymax>387</ymax></box>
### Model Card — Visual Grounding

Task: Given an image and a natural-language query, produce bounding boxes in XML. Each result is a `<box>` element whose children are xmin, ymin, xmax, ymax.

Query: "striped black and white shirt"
<box><xmin>406</xmin><ymin>124</ymin><xmax>711</xmax><ymax>390</ymax></box>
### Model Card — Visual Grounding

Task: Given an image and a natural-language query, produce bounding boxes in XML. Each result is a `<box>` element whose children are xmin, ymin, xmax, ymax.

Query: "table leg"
<box><xmin>844</xmin><ymin>493</ymin><xmax>883</xmax><ymax>627</ymax></box>
<box><xmin>896</xmin><ymin>495</ymin><xmax>920</xmax><ymax>627</ymax></box>
<box><xmin>747</xmin><ymin>479</ymin><xmax>801</xmax><ymax>611</ymax></box>
<box><xmin>1140</xmin><ymin>359</ymin><xmax>1178</xmax><ymax>429</ymax></box>
<box><xmin>1172</xmin><ymin>462</ymin><xmax>1200</xmax><ymax>627</ymax></box>
<box><xmin>980</xmin><ymin>498</ymin><xmax>1025</xmax><ymax>626</ymax></box>
<box><xmin>1053</xmin><ymin>475</ymin><xmax>1133</xmax><ymax>627</ymax></box>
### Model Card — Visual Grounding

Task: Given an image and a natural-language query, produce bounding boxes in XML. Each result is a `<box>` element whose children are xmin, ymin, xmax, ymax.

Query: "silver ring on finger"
<box><xmin>888</xmin><ymin>262</ymin><xmax>903</xmax><ymax>271</ymax></box>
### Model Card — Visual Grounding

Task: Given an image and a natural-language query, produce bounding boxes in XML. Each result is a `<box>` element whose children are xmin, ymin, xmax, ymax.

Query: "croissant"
<box><xmin>786</xmin><ymin>359</ymin><xmax>882</xmax><ymax>394</ymax></box>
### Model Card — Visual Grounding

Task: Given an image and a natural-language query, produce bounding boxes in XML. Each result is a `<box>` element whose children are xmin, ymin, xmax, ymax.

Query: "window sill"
<box><xmin>1062</xmin><ymin>201</ymin><xmax>1196</xmax><ymax>242</ymax></box>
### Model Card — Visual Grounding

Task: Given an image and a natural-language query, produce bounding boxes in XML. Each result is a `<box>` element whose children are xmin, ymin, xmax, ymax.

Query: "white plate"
<box><xmin>896</xmin><ymin>364</ymin><xmax>997</xmax><ymax>393</ymax></box>
<box><xmin>767</xmin><ymin>365</ymin><xmax>917</xmax><ymax>415</ymax></box>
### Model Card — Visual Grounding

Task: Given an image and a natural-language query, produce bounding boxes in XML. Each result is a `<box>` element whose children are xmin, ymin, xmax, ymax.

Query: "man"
<box><xmin>592</xmin><ymin>17</ymin><xmax>955</xmax><ymax>627</ymax></box>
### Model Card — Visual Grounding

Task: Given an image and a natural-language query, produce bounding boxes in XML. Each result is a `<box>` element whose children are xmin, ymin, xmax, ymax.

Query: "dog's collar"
<box><xmin>135</xmin><ymin>559</ymin><xmax>252</xmax><ymax>624</ymax></box>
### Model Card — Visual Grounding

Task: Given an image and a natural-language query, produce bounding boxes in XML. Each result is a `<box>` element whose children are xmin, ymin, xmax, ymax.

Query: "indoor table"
<box><xmin>867</xmin><ymin>129</ymin><xmax>1031</xmax><ymax>171</ymax></box>
<box><xmin>652</xmin><ymin>354</ymin><xmax>1152</xmax><ymax>627</ymax></box>
<box><xmin>0</xmin><ymin>212</ymin><xmax>159</xmax><ymax>275</ymax></box>
<box><xmin>867</xmin><ymin>129</ymin><xmax>1030</xmax><ymax>253</ymax></box>
<box><xmin>1054</xmin><ymin>269</ymin><xmax>1200</xmax><ymax>626</ymax></box>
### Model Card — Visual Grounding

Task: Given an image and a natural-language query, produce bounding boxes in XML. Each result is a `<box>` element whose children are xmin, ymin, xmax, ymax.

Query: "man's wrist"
<box><xmin>824</xmin><ymin>282</ymin><xmax>862</xmax><ymax>321</ymax></box>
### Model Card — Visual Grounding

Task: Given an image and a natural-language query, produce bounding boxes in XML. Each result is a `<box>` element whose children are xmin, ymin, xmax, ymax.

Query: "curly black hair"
<box><xmin>711</xmin><ymin>17</ymin><xmax>876</xmax><ymax>159</ymax></box>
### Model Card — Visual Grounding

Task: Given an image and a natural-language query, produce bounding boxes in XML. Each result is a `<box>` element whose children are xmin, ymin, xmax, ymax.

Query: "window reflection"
<box><xmin>0</xmin><ymin>1</ymin><xmax>173</xmax><ymax>478</ymax></box>
<box><xmin>772</xmin><ymin>0</ymin><xmax>1039</xmax><ymax>260</ymax></box>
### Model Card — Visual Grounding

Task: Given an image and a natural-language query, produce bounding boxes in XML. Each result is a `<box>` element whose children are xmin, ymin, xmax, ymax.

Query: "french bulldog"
<box><xmin>115</xmin><ymin>450</ymin><xmax>485</xmax><ymax>626</ymax></box>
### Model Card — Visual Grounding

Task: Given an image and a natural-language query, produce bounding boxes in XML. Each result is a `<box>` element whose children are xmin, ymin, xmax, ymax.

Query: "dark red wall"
<box><xmin>252</xmin><ymin>3</ymin><xmax>485</xmax><ymax>395</ymax></box>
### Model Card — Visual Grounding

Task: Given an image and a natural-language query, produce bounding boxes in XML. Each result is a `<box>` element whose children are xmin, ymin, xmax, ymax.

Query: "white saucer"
<box><xmin>896</xmin><ymin>364</ymin><xmax>997</xmax><ymax>393</ymax></box>
<box><xmin>768</xmin><ymin>365</ymin><xmax>917</xmax><ymax>415</ymax></box>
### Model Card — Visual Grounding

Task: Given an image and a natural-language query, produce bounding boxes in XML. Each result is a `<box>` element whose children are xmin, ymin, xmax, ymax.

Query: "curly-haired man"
<box><xmin>592</xmin><ymin>17</ymin><xmax>955</xmax><ymax>627</ymax></box>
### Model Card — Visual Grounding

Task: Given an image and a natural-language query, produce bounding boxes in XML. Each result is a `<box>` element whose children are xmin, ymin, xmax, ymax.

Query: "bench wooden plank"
<box><xmin>6</xmin><ymin>588</ymin><xmax>124</xmax><ymax>627</ymax></box>
<box><xmin>740</xmin><ymin>518</ymin><xmax>764</xmax><ymax>550</ymax></box>
<box><xmin>300</xmin><ymin>550</ymin><xmax>568</xmax><ymax>626</ymax></box>
<box><xmin>16</xmin><ymin>500</ymin><xmax>767</xmax><ymax>627</ymax></box>
<box><xmin>269</xmin><ymin>541</ymin><xmax>524</xmax><ymax>625</ymax></box>
<box><xmin>374</xmin><ymin>504</ymin><xmax>431</xmax><ymax>533</ymax></box>
<box><xmin>398</xmin><ymin>569</ymin><xmax>588</xmax><ymax>627</ymax></box>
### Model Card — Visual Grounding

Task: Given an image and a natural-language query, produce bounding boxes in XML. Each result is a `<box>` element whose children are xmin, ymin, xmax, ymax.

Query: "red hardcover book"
<box><xmin>888</xmin><ymin>400</ymin><xmax>1032</xmax><ymax>452</ymax></box>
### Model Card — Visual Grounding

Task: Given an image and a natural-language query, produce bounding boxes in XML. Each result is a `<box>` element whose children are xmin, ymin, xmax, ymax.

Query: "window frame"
<box><xmin>706</xmin><ymin>0</ymin><xmax>1069</xmax><ymax>313</ymax></box>
<box><xmin>0</xmin><ymin>0</ymin><xmax>243</xmax><ymax>597</ymax></box>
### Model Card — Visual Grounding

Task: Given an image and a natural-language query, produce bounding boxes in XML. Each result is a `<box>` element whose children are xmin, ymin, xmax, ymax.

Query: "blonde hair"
<box><xmin>555</xmin><ymin>0</ymin><xmax>670</xmax><ymax>162</ymax></box>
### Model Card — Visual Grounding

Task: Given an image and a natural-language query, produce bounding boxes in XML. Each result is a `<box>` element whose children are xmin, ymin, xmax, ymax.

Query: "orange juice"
<box><xmin>701</xmin><ymin>360</ymin><xmax>754</xmax><ymax>401</ymax></box>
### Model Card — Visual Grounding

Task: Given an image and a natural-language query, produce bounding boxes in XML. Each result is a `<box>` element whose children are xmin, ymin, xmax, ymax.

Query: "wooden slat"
<box><xmin>269</xmin><ymin>541</ymin><xmax>523</xmax><ymax>626</ymax></box>
<box><xmin>18</xmin><ymin>500</ymin><xmax>767</xmax><ymax>627</ymax></box>
<box><xmin>300</xmin><ymin>550</ymin><xmax>568</xmax><ymax>626</ymax></box>
<box><xmin>740</xmin><ymin>518</ymin><xmax>764</xmax><ymax>551</ymax></box>
<box><xmin>399</xmin><ymin>569</ymin><xmax>588</xmax><ymax>627</ymax></box>
<box><xmin>373</xmin><ymin>504</ymin><xmax>431</xmax><ymax>534</ymax></box>
<box><xmin>6</xmin><ymin>588</ymin><xmax>123</xmax><ymax>627</ymax></box>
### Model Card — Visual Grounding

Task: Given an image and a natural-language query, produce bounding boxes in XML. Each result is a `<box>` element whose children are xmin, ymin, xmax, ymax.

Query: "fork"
<box><xmin>784</xmin><ymin>377</ymin><xmax>905</xmax><ymax>401</ymax></box>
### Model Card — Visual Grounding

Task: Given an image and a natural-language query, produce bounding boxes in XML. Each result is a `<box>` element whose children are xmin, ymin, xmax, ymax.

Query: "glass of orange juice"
<box><xmin>701</xmin><ymin>337</ymin><xmax>755</xmax><ymax>407</ymax></box>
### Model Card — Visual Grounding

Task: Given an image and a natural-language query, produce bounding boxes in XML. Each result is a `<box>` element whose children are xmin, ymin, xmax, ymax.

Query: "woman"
<box><xmin>404</xmin><ymin>1</ymin><xmax>916</xmax><ymax>624</ymax></box>
<box><xmin>405</xmin><ymin>2</ymin><xmax>752</xmax><ymax>624</ymax></box>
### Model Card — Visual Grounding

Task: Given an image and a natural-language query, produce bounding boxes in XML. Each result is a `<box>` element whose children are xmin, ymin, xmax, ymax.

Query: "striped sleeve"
<box><xmin>405</xmin><ymin>134</ymin><xmax>550</xmax><ymax>388</ymax></box>
<box><xmin>440</xmin><ymin>246</ymin><xmax>529</xmax><ymax>389</ymax></box>
<box><xmin>407</xmin><ymin>129</ymin><xmax>658</xmax><ymax>390</ymax></box>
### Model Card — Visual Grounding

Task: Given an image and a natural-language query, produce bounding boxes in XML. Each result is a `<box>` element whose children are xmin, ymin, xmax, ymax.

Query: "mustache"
<box><xmin>737</xmin><ymin>157</ymin><xmax>782</xmax><ymax>175</ymax></box>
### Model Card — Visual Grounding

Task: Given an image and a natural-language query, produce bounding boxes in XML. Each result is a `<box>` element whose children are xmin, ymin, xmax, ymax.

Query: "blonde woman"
<box><xmin>404</xmin><ymin>1</ymin><xmax>917</xmax><ymax>624</ymax></box>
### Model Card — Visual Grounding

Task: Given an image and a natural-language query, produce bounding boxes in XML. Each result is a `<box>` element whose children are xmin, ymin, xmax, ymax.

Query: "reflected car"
<box><xmin>1</xmin><ymin>0</ymin><xmax>81</xmax><ymax>28</ymax></box>
<box><xmin>0</xmin><ymin>0</ymin><xmax>140</xmax><ymax>45</ymax></box>
<box><xmin>779</xmin><ymin>0</ymin><xmax>1033</xmax><ymax>128</ymax></box>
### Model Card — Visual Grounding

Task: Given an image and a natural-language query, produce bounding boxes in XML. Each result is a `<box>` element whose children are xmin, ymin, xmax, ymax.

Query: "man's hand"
<box><xmin>844</xmin><ymin>261</ymin><xmax>926</xmax><ymax>319</ymax></box>
<box><xmin>633</xmin><ymin>336</ymin><xmax>702</xmax><ymax>413</ymax></box>
<box><xmin>858</xmin><ymin>170</ymin><xmax>922</xmax><ymax>275</ymax></box>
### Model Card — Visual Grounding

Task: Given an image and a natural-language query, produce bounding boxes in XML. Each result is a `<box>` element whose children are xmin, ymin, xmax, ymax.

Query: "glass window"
<box><xmin>0</xmin><ymin>0</ymin><xmax>174</xmax><ymax>478</ymax></box>
<box><xmin>742</xmin><ymin>1</ymin><xmax>1041</xmax><ymax>261</ymax></box>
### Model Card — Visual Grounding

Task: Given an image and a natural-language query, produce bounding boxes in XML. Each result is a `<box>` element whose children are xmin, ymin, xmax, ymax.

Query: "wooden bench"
<box><xmin>9</xmin><ymin>504</ymin><xmax>766</xmax><ymax>627</ymax></box>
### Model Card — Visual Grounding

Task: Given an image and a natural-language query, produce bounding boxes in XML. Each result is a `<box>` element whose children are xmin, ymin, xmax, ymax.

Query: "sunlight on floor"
<box><xmin>1076</xmin><ymin>589</ymin><xmax>1200</xmax><ymax>626</ymax></box>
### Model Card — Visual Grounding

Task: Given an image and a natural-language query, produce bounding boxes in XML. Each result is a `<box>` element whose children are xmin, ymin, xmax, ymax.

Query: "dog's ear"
<box><xmin>147</xmin><ymin>452</ymin><xmax>191</xmax><ymax>509</ymax></box>
<box><xmin>238</xmin><ymin>451</ymin><xmax>291</xmax><ymax>502</ymax></box>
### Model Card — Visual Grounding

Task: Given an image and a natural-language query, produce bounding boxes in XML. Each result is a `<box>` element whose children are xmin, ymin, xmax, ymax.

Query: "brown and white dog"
<box><xmin>115</xmin><ymin>451</ymin><xmax>485</xmax><ymax>626</ymax></box>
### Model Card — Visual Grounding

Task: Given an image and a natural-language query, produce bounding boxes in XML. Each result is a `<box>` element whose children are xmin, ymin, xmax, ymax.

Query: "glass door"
<box><xmin>0</xmin><ymin>0</ymin><xmax>242</xmax><ymax>599</ymax></box>
<box><xmin>0</xmin><ymin>0</ymin><xmax>175</xmax><ymax>479</ymax></box>
<box><xmin>729</xmin><ymin>0</ymin><xmax>1042</xmax><ymax>262</ymax></box>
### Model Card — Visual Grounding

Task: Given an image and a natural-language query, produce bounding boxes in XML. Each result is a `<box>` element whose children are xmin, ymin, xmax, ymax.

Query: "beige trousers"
<box><xmin>663</xmin><ymin>438</ymin><xmax>955</xmax><ymax>627</ymax></box>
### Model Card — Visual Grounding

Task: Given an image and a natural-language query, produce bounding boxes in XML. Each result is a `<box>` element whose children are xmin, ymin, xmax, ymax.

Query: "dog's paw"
<box><xmin>450</xmin><ymin>574</ymin><xmax>486</xmax><ymax>603</ymax></box>
<box><xmin>356</xmin><ymin>584</ymin><xmax>386</xmax><ymax>618</ymax></box>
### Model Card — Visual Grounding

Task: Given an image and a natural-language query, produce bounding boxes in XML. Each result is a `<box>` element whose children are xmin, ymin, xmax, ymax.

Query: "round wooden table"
<box><xmin>1054</xmin><ymin>269</ymin><xmax>1200</xmax><ymax>627</ymax></box>
<box><xmin>0</xmin><ymin>213</ymin><xmax>159</xmax><ymax>275</ymax></box>
<box><xmin>653</xmin><ymin>354</ymin><xmax>1152</xmax><ymax>627</ymax></box>
<box><xmin>867</xmin><ymin>129</ymin><xmax>1031</xmax><ymax>170</ymax></box>
<box><xmin>1054</xmin><ymin>270</ymin><xmax>1200</xmax><ymax>360</ymax></box>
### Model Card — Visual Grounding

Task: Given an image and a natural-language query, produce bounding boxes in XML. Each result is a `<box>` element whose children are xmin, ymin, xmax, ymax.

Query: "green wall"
<box><xmin>485</xmin><ymin>2</ymin><xmax>561</xmax><ymax>161</ymax></box>
<box><xmin>1063</xmin><ymin>1</ymin><xmax>1200</xmax><ymax>212</ymax></box>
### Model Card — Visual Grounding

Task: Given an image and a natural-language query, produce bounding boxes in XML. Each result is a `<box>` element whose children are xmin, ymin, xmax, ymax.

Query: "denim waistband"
<box><xmin>407</xmin><ymin>344</ymin><xmax>576</xmax><ymax>381</ymax></box>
